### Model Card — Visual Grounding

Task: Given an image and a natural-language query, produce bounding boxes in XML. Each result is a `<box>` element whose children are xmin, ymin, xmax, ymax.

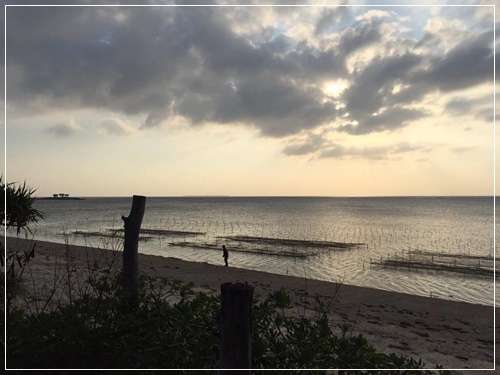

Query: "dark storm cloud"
<box><xmin>4</xmin><ymin>4</ymin><xmax>495</xmax><ymax>146</ymax></box>
<box><xmin>7</xmin><ymin>7</ymin><xmax>181</xmax><ymax>111</ymax></box>
<box><xmin>210</xmin><ymin>76</ymin><xmax>337</xmax><ymax>137</ymax></box>
<box><xmin>286</xmin><ymin>44</ymin><xmax>346</xmax><ymax>80</ymax></box>
<box><xmin>343</xmin><ymin>52</ymin><xmax>423</xmax><ymax>117</ymax></box>
<box><xmin>6</xmin><ymin>6</ymin><xmax>342</xmax><ymax>137</ymax></box>
<box><xmin>335</xmin><ymin>26</ymin><xmax>493</xmax><ymax>136</ymax></box>
<box><xmin>337</xmin><ymin>15</ymin><xmax>385</xmax><ymax>57</ymax></box>
<box><xmin>338</xmin><ymin>106</ymin><xmax>429</xmax><ymax>135</ymax></box>
<box><xmin>337</xmin><ymin>52</ymin><xmax>430</xmax><ymax>135</ymax></box>
<box><xmin>413</xmin><ymin>31</ymin><xmax>494</xmax><ymax>92</ymax></box>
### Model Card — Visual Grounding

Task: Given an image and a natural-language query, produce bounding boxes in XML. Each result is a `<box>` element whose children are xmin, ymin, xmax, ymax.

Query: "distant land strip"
<box><xmin>36</xmin><ymin>197</ymin><xmax>85</xmax><ymax>200</ymax></box>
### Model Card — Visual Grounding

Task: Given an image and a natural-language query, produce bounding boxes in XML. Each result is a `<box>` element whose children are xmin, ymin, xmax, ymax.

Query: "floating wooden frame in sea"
<box><xmin>169</xmin><ymin>234</ymin><xmax>364</xmax><ymax>259</ymax></box>
<box><xmin>71</xmin><ymin>230</ymin><xmax>153</xmax><ymax>242</ymax></box>
<box><xmin>370</xmin><ymin>248</ymin><xmax>499</xmax><ymax>278</ymax></box>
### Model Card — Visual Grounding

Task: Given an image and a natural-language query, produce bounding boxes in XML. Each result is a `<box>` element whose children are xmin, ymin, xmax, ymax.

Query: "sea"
<box><xmin>11</xmin><ymin>196</ymin><xmax>497</xmax><ymax>306</ymax></box>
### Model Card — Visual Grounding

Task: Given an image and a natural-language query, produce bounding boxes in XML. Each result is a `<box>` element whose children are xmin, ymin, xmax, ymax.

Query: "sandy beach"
<box><xmin>5</xmin><ymin>237</ymin><xmax>498</xmax><ymax>371</ymax></box>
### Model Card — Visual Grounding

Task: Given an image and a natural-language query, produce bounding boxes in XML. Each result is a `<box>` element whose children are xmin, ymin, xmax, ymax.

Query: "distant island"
<box><xmin>37</xmin><ymin>193</ymin><xmax>85</xmax><ymax>200</ymax></box>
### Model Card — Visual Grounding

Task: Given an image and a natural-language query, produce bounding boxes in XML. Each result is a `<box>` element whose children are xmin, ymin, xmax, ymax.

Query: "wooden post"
<box><xmin>122</xmin><ymin>195</ymin><xmax>146</xmax><ymax>306</ymax></box>
<box><xmin>220</xmin><ymin>282</ymin><xmax>253</xmax><ymax>373</ymax></box>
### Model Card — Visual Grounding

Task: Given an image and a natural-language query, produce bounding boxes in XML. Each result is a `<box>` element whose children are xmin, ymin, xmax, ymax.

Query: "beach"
<box><xmin>5</xmin><ymin>237</ymin><xmax>498</xmax><ymax>371</ymax></box>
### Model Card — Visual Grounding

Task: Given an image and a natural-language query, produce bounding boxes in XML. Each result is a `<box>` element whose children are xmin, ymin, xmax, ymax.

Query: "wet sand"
<box><xmin>5</xmin><ymin>237</ymin><xmax>498</xmax><ymax>371</ymax></box>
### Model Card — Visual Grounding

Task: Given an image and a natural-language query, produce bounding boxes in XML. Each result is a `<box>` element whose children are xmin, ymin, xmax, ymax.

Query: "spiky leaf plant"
<box><xmin>1</xmin><ymin>177</ymin><xmax>45</xmax><ymax>235</ymax></box>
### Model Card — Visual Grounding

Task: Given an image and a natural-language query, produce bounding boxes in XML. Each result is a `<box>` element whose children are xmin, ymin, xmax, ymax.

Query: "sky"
<box><xmin>2</xmin><ymin>0</ymin><xmax>498</xmax><ymax>197</ymax></box>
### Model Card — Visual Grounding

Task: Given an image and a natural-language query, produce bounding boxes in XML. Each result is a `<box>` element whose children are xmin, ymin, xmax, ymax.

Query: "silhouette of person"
<box><xmin>222</xmin><ymin>245</ymin><xmax>229</xmax><ymax>267</ymax></box>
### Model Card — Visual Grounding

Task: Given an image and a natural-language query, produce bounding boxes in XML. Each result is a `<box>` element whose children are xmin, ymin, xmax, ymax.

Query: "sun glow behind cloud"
<box><xmin>323</xmin><ymin>80</ymin><xmax>349</xmax><ymax>98</ymax></box>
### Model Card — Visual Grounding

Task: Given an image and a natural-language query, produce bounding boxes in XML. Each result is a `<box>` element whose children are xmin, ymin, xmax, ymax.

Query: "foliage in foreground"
<box><xmin>1</xmin><ymin>177</ymin><xmax>45</xmax><ymax>236</ymax></box>
<box><xmin>1</xmin><ymin>178</ymin><xmax>46</xmax><ymax>370</ymax></box>
<box><xmin>7</xmin><ymin>273</ymin><xmax>449</xmax><ymax>373</ymax></box>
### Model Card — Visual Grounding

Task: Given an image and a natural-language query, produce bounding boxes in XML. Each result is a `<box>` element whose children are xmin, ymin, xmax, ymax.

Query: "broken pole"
<box><xmin>220</xmin><ymin>282</ymin><xmax>253</xmax><ymax>373</ymax></box>
<box><xmin>122</xmin><ymin>195</ymin><xmax>146</xmax><ymax>307</ymax></box>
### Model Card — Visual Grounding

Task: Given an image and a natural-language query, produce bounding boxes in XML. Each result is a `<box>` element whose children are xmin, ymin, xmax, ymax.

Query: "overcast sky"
<box><xmin>3</xmin><ymin>1</ymin><xmax>498</xmax><ymax>197</ymax></box>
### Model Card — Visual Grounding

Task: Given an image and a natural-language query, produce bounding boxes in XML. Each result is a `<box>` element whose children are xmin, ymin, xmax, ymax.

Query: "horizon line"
<box><xmin>35</xmin><ymin>194</ymin><xmax>496</xmax><ymax>199</ymax></box>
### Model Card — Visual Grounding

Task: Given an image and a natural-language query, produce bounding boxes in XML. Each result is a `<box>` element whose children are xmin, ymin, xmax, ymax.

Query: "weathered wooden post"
<box><xmin>122</xmin><ymin>195</ymin><xmax>146</xmax><ymax>307</ymax></box>
<box><xmin>220</xmin><ymin>282</ymin><xmax>253</xmax><ymax>373</ymax></box>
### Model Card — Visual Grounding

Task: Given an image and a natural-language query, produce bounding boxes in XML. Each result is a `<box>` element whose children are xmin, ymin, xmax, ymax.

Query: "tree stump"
<box><xmin>220</xmin><ymin>282</ymin><xmax>253</xmax><ymax>373</ymax></box>
<box><xmin>122</xmin><ymin>195</ymin><xmax>146</xmax><ymax>307</ymax></box>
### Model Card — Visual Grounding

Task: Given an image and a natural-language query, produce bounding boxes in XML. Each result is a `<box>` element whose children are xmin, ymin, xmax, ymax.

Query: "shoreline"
<box><xmin>5</xmin><ymin>237</ymin><xmax>498</xmax><ymax>371</ymax></box>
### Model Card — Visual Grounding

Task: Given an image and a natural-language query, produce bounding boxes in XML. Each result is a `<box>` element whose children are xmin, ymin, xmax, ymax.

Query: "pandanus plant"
<box><xmin>1</xmin><ymin>176</ymin><xmax>45</xmax><ymax>235</ymax></box>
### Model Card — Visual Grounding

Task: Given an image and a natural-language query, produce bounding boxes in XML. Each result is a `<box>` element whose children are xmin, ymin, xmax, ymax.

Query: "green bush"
<box><xmin>7</xmin><ymin>274</ymin><xmax>449</xmax><ymax>373</ymax></box>
<box><xmin>251</xmin><ymin>289</ymin><xmax>439</xmax><ymax>373</ymax></box>
<box><xmin>8</xmin><ymin>275</ymin><xmax>220</xmax><ymax>369</ymax></box>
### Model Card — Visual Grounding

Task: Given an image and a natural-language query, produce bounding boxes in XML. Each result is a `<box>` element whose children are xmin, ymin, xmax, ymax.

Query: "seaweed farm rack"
<box><xmin>71</xmin><ymin>229</ymin><xmax>365</xmax><ymax>259</ymax></box>
<box><xmin>370</xmin><ymin>249</ymin><xmax>498</xmax><ymax>278</ymax></box>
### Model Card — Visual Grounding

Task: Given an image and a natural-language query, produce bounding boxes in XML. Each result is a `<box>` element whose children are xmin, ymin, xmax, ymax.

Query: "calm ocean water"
<box><xmin>13</xmin><ymin>196</ymin><xmax>497</xmax><ymax>305</ymax></box>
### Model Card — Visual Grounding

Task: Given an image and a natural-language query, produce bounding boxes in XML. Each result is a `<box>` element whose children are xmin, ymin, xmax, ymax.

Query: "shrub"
<box><xmin>7</xmin><ymin>275</ymin><xmax>220</xmax><ymax>369</ymax></box>
<box><xmin>7</xmin><ymin>274</ymin><xmax>449</xmax><ymax>373</ymax></box>
<box><xmin>251</xmin><ymin>289</ymin><xmax>440</xmax><ymax>373</ymax></box>
<box><xmin>1</xmin><ymin>178</ymin><xmax>45</xmax><ymax>370</ymax></box>
<box><xmin>1</xmin><ymin>178</ymin><xmax>45</xmax><ymax>236</ymax></box>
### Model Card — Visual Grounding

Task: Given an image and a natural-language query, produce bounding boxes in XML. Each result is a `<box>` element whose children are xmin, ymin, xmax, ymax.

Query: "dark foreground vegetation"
<box><xmin>5</xmin><ymin>270</ymin><xmax>449</xmax><ymax>373</ymax></box>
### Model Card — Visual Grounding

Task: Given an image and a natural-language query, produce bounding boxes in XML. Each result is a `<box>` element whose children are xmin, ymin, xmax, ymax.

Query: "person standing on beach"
<box><xmin>222</xmin><ymin>245</ymin><xmax>229</xmax><ymax>267</ymax></box>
